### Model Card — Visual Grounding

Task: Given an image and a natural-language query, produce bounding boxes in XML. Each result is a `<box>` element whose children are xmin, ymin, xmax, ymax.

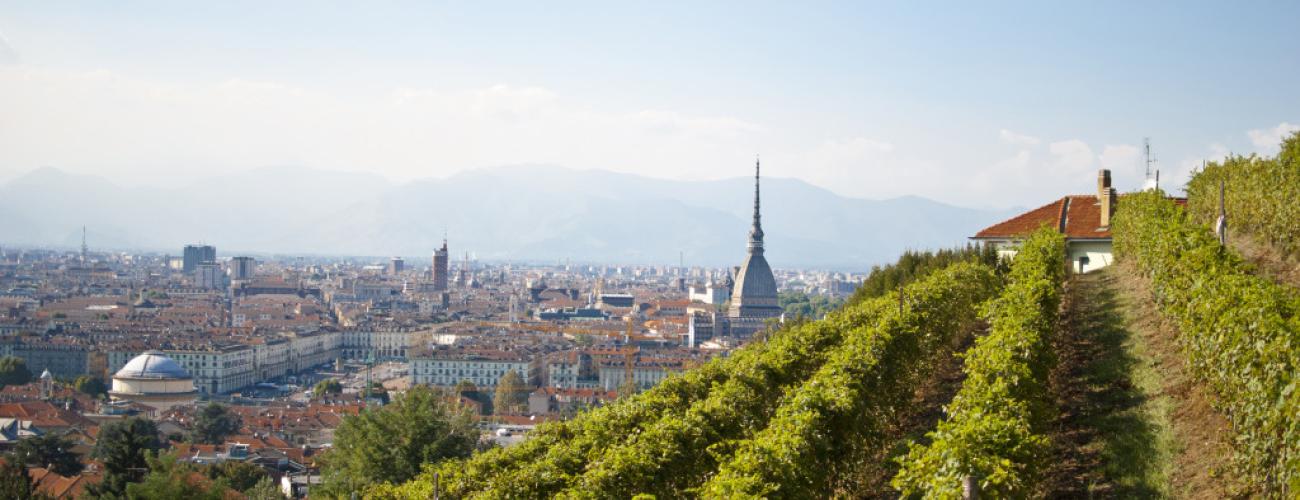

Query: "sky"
<box><xmin>0</xmin><ymin>1</ymin><xmax>1297</xmax><ymax>209</ymax></box>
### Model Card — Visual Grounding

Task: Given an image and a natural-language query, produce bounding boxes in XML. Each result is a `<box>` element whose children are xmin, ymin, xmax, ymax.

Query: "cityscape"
<box><xmin>2</xmin><ymin>2</ymin><xmax>1298</xmax><ymax>499</ymax></box>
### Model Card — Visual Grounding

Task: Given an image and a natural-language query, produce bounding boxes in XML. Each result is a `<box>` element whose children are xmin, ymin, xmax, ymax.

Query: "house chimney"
<box><xmin>1097</xmin><ymin>169</ymin><xmax>1115</xmax><ymax>228</ymax></box>
<box><xmin>1097</xmin><ymin>169</ymin><xmax>1112</xmax><ymax>199</ymax></box>
<box><xmin>1099</xmin><ymin>186</ymin><xmax>1117</xmax><ymax>228</ymax></box>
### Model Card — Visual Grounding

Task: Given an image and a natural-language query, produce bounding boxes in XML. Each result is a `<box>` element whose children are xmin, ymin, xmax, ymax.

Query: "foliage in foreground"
<box><xmin>85</xmin><ymin>417</ymin><xmax>161</xmax><ymax>498</ymax></box>
<box><xmin>316</xmin><ymin>385</ymin><xmax>479</xmax><ymax>497</ymax></box>
<box><xmin>1113</xmin><ymin>189</ymin><xmax>1300</xmax><ymax>495</ymax></box>
<box><xmin>374</xmin><ymin>261</ymin><xmax>999</xmax><ymax>499</ymax></box>
<box><xmin>892</xmin><ymin>226</ymin><xmax>1066</xmax><ymax>498</ymax></box>
<box><xmin>1185</xmin><ymin>130</ymin><xmax>1300</xmax><ymax>258</ymax></box>
<box><xmin>698</xmin><ymin>262</ymin><xmax>999</xmax><ymax>498</ymax></box>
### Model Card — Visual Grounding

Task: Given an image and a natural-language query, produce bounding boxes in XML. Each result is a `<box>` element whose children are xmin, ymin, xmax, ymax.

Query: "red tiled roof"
<box><xmin>973</xmin><ymin>197</ymin><xmax>1070</xmax><ymax>239</ymax></box>
<box><xmin>974</xmin><ymin>195</ymin><xmax>1113</xmax><ymax>240</ymax></box>
<box><xmin>974</xmin><ymin>193</ymin><xmax>1188</xmax><ymax>241</ymax></box>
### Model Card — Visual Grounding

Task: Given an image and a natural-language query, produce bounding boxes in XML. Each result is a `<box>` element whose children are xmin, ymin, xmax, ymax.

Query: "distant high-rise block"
<box><xmin>389</xmin><ymin>257</ymin><xmax>405</xmax><ymax>275</ymax></box>
<box><xmin>197</xmin><ymin>262</ymin><xmax>223</xmax><ymax>289</ymax></box>
<box><xmin>230</xmin><ymin>256</ymin><xmax>256</xmax><ymax>280</ymax></box>
<box><xmin>182</xmin><ymin>244</ymin><xmax>216</xmax><ymax>273</ymax></box>
<box><xmin>432</xmin><ymin>239</ymin><xmax>449</xmax><ymax>291</ymax></box>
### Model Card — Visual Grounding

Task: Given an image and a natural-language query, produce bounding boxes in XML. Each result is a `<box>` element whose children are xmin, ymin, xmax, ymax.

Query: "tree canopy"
<box><xmin>125</xmin><ymin>452</ymin><xmax>230</xmax><ymax>500</ymax></box>
<box><xmin>493</xmin><ymin>370</ymin><xmax>528</xmax><ymax>415</ymax></box>
<box><xmin>0</xmin><ymin>460</ymin><xmax>41</xmax><ymax>500</ymax></box>
<box><xmin>312</xmin><ymin>378</ymin><xmax>343</xmax><ymax>398</ymax></box>
<box><xmin>87</xmin><ymin>417</ymin><xmax>161</xmax><ymax>498</ymax></box>
<box><xmin>191</xmin><ymin>403</ymin><xmax>242</xmax><ymax>445</ymax></box>
<box><xmin>0</xmin><ymin>356</ymin><xmax>32</xmax><ymax>387</ymax></box>
<box><xmin>317</xmin><ymin>385</ymin><xmax>477</xmax><ymax>496</ymax></box>
<box><xmin>12</xmin><ymin>432</ymin><xmax>83</xmax><ymax>476</ymax></box>
<box><xmin>73</xmin><ymin>375</ymin><xmax>109</xmax><ymax>399</ymax></box>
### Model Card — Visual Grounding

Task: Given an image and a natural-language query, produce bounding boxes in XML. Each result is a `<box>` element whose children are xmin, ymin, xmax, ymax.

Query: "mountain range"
<box><xmin>0</xmin><ymin>166</ymin><xmax>1018</xmax><ymax>270</ymax></box>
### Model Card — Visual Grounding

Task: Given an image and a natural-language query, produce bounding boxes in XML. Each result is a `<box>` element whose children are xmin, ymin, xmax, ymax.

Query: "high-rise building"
<box><xmin>197</xmin><ymin>262</ymin><xmax>223</xmax><ymax>289</ymax></box>
<box><xmin>389</xmin><ymin>257</ymin><xmax>405</xmax><ymax>275</ymax></box>
<box><xmin>230</xmin><ymin>256</ymin><xmax>256</xmax><ymax>280</ymax></box>
<box><xmin>182</xmin><ymin>244</ymin><xmax>216</xmax><ymax>273</ymax></box>
<box><xmin>432</xmin><ymin>239</ymin><xmax>449</xmax><ymax>291</ymax></box>
<box><xmin>727</xmin><ymin>158</ymin><xmax>783</xmax><ymax>336</ymax></box>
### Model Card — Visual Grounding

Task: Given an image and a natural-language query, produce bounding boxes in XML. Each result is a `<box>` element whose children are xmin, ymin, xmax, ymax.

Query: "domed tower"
<box><xmin>727</xmin><ymin>158</ymin><xmax>783</xmax><ymax>335</ymax></box>
<box><xmin>110</xmin><ymin>351</ymin><xmax>198</xmax><ymax>414</ymax></box>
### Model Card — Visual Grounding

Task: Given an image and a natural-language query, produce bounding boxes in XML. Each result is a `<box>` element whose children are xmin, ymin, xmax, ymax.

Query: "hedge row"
<box><xmin>696</xmin><ymin>262</ymin><xmax>1001</xmax><ymax>498</ymax></box>
<box><xmin>567</xmin><ymin>262</ymin><xmax>999</xmax><ymax>499</ymax></box>
<box><xmin>373</xmin><ymin>261</ymin><xmax>998</xmax><ymax>499</ymax></box>
<box><xmin>1113</xmin><ymin>189</ymin><xmax>1300</xmax><ymax>494</ymax></box>
<box><xmin>1185</xmin><ymin>130</ymin><xmax>1300</xmax><ymax>257</ymax></box>
<box><xmin>891</xmin><ymin>226</ymin><xmax>1066</xmax><ymax>498</ymax></box>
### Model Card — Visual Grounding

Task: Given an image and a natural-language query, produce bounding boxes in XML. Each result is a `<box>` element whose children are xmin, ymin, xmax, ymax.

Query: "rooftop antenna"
<box><xmin>1144</xmin><ymin>138</ymin><xmax>1153</xmax><ymax>180</ymax></box>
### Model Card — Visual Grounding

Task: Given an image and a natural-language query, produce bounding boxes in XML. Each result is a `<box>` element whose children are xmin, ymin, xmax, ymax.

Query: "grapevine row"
<box><xmin>372</xmin><ymin>260</ymin><xmax>998</xmax><ymax>499</ymax></box>
<box><xmin>891</xmin><ymin>226</ymin><xmax>1066</xmax><ymax>498</ymax></box>
<box><xmin>1184</xmin><ymin>131</ymin><xmax>1300</xmax><ymax>257</ymax></box>
<box><xmin>1112</xmin><ymin>190</ymin><xmax>1300</xmax><ymax>493</ymax></box>
<box><xmin>697</xmin><ymin>261</ymin><xmax>1001</xmax><ymax>498</ymax></box>
<box><xmin>562</xmin><ymin>262</ymin><xmax>999</xmax><ymax>498</ymax></box>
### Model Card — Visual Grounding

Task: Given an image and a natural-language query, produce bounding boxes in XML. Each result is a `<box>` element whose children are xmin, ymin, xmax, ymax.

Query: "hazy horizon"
<box><xmin>2</xmin><ymin>2</ymin><xmax>1297</xmax><ymax>211</ymax></box>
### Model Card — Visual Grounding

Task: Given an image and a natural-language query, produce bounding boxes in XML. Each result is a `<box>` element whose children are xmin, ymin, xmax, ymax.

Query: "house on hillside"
<box><xmin>970</xmin><ymin>169</ymin><xmax>1183</xmax><ymax>274</ymax></box>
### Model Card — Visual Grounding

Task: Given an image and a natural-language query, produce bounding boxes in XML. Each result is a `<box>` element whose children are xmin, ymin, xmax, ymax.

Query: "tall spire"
<box><xmin>748</xmin><ymin>156</ymin><xmax>764</xmax><ymax>254</ymax></box>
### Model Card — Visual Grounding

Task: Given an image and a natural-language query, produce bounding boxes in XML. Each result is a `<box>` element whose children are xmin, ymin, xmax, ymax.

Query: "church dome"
<box><xmin>114</xmin><ymin>351</ymin><xmax>192</xmax><ymax>380</ymax></box>
<box><xmin>732</xmin><ymin>254</ymin><xmax>778</xmax><ymax>302</ymax></box>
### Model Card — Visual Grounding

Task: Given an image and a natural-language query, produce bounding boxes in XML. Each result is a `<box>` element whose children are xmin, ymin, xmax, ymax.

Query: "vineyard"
<box><xmin>1113</xmin><ymin>189</ymin><xmax>1300</xmax><ymax>494</ymax></box>
<box><xmin>371</xmin><ymin>258</ymin><xmax>1003</xmax><ymax>498</ymax></box>
<box><xmin>1184</xmin><ymin>131</ymin><xmax>1300</xmax><ymax>258</ymax></box>
<box><xmin>356</xmin><ymin>136</ymin><xmax>1300</xmax><ymax>499</ymax></box>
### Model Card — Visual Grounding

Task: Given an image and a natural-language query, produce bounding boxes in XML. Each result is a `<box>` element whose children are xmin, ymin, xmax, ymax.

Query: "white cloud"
<box><xmin>0</xmin><ymin>67</ymin><xmax>766</xmax><ymax>184</ymax></box>
<box><xmin>999</xmin><ymin>129</ymin><xmax>1040</xmax><ymax>146</ymax></box>
<box><xmin>1098</xmin><ymin>144</ymin><xmax>1141</xmax><ymax>172</ymax></box>
<box><xmin>1048</xmin><ymin>139</ymin><xmax>1095</xmax><ymax>172</ymax></box>
<box><xmin>1246</xmin><ymin>122</ymin><xmax>1299</xmax><ymax>154</ymax></box>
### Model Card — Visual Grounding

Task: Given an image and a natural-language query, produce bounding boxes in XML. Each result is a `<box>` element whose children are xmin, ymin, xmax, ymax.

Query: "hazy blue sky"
<box><xmin>1</xmin><ymin>1</ymin><xmax>1296</xmax><ymax>208</ymax></box>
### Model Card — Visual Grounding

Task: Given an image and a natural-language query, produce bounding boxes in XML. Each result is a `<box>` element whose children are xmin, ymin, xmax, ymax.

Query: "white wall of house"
<box><xmin>1066</xmin><ymin>240</ymin><xmax>1114</xmax><ymax>274</ymax></box>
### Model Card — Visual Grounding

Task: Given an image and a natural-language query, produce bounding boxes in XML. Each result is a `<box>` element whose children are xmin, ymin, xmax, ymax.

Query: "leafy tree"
<box><xmin>13</xmin><ymin>432</ymin><xmax>83</xmax><ymax>476</ymax></box>
<box><xmin>0</xmin><ymin>356</ymin><xmax>32</xmax><ymax>387</ymax></box>
<box><xmin>493</xmin><ymin>370</ymin><xmax>528</xmax><ymax>415</ymax></box>
<box><xmin>312</xmin><ymin>378</ymin><xmax>342</xmax><ymax>398</ymax></box>
<box><xmin>365</xmin><ymin>381</ymin><xmax>390</xmax><ymax>404</ymax></box>
<box><xmin>73</xmin><ymin>375</ymin><xmax>109</xmax><ymax>399</ymax></box>
<box><xmin>190</xmin><ymin>403</ymin><xmax>242</xmax><ymax>444</ymax></box>
<box><xmin>617</xmin><ymin>377</ymin><xmax>639</xmax><ymax>399</ymax></box>
<box><xmin>205</xmin><ymin>460</ymin><xmax>266</xmax><ymax>492</ymax></box>
<box><xmin>454</xmin><ymin>379</ymin><xmax>490</xmax><ymax>414</ymax></box>
<box><xmin>778</xmin><ymin>291</ymin><xmax>844</xmax><ymax>321</ymax></box>
<box><xmin>453</xmin><ymin>379</ymin><xmax>478</xmax><ymax>398</ymax></box>
<box><xmin>244</xmin><ymin>476</ymin><xmax>284</xmax><ymax>499</ymax></box>
<box><xmin>125</xmin><ymin>452</ymin><xmax>229</xmax><ymax>500</ymax></box>
<box><xmin>0</xmin><ymin>459</ymin><xmax>44</xmax><ymax>500</ymax></box>
<box><xmin>317</xmin><ymin>385</ymin><xmax>477</xmax><ymax>496</ymax></box>
<box><xmin>86</xmin><ymin>417</ymin><xmax>161</xmax><ymax>498</ymax></box>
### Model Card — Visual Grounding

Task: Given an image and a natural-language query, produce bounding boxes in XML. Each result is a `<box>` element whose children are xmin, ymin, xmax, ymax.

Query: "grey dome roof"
<box><xmin>732</xmin><ymin>253</ymin><xmax>777</xmax><ymax>300</ymax></box>
<box><xmin>114</xmin><ymin>351</ymin><xmax>192</xmax><ymax>380</ymax></box>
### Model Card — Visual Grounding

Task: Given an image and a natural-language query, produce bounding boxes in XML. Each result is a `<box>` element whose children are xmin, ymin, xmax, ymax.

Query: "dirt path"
<box><xmin>1043</xmin><ymin>265</ymin><xmax>1243</xmax><ymax>499</ymax></box>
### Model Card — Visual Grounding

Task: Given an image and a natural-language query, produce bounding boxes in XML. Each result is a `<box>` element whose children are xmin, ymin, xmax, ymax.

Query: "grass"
<box><xmin>1045</xmin><ymin>267</ymin><xmax>1177</xmax><ymax>498</ymax></box>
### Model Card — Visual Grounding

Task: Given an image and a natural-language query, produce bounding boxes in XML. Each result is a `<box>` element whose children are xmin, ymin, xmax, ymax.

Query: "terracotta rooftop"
<box><xmin>973</xmin><ymin>193</ymin><xmax>1189</xmax><ymax>241</ymax></box>
<box><xmin>973</xmin><ymin>194</ymin><xmax>1111</xmax><ymax>240</ymax></box>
